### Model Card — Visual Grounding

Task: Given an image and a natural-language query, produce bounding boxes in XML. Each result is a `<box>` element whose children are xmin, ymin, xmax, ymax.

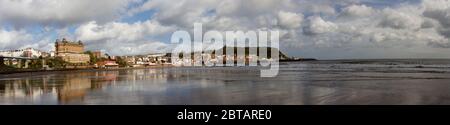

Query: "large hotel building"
<box><xmin>55</xmin><ymin>38</ymin><xmax>90</xmax><ymax>64</ymax></box>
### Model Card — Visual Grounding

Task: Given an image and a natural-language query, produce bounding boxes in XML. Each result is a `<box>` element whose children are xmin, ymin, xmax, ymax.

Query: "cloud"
<box><xmin>126</xmin><ymin>0</ymin><xmax>450</xmax><ymax>59</ymax></box>
<box><xmin>3</xmin><ymin>0</ymin><xmax>450</xmax><ymax>59</ymax></box>
<box><xmin>75</xmin><ymin>20</ymin><xmax>175</xmax><ymax>55</ymax></box>
<box><xmin>277</xmin><ymin>11</ymin><xmax>304</xmax><ymax>29</ymax></box>
<box><xmin>307</xmin><ymin>4</ymin><xmax>337</xmax><ymax>15</ymax></box>
<box><xmin>75</xmin><ymin>21</ymin><xmax>173</xmax><ymax>42</ymax></box>
<box><xmin>422</xmin><ymin>0</ymin><xmax>450</xmax><ymax>11</ymax></box>
<box><xmin>423</xmin><ymin>6</ymin><xmax>450</xmax><ymax>39</ymax></box>
<box><xmin>339</xmin><ymin>4</ymin><xmax>375</xmax><ymax>18</ymax></box>
<box><xmin>303</xmin><ymin>16</ymin><xmax>338</xmax><ymax>35</ymax></box>
<box><xmin>0</xmin><ymin>0</ymin><xmax>137</xmax><ymax>28</ymax></box>
<box><xmin>130</xmin><ymin>0</ymin><xmax>220</xmax><ymax>27</ymax></box>
<box><xmin>0</xmin><ymin>29</ymin><xmax>32</xmax><ymax>49</ymax></box>
<box><xmin>216</xmin><ymin>0</ymin><xmax>295</xmax><ymax>17</ymax></box>
<box><xmin>0</xmin><ymin>28</ymin><xmax>76</xmax><ymax>51</ymax></box>
<box><xmin>379</xmin><ymin>8</ymin><xmax>423</xmax><ymax>30</ymax></box>
<box><xmin>271</xmin><ymin>0</ymin><xmax>450</xmax><ymax>59</ymax></box>
<box><xmin>131</xmin><ymin>0</ymin><xmax>296</xmax><ymax>28</ymax></box>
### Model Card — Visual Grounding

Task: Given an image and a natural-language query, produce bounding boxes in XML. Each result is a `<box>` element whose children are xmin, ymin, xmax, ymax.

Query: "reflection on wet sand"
<box><xmin>1</xmin><ymin>60</ymin><xmax>450</xmax><ymax>105</ymax></box>
<box><xmin>0</xmin><ymin>69</ymin><xmax>177</xmax><ymax>104</ymax></box>
<box><xmin>57</xmin><ymin>74</ymin><xmax>91</xmax><ymax>104</ymax></box>
<box><xmin>0</xmin><ymin>72</ymin><xmax>112</xmax><ymax>104</ymax></box>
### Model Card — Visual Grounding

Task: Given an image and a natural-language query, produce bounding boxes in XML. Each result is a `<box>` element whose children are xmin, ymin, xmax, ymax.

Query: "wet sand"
<box><xmin>1</xmin><ymin>59</ymin><xmax>450</xmax><ymax>105</ymax></box>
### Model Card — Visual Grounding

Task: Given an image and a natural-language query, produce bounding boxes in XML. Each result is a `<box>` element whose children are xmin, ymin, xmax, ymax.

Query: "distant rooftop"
<box><xmin>0</xmin><ymin>48</ymin><xmax>42</xmax><ymax>52</ymax></box>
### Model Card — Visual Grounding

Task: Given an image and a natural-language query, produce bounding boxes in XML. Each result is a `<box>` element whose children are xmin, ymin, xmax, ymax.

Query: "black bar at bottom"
<box><xmin>0</xmin><ymin>105</ymin><xmax>447</xmax><ymax>124</ymax></box>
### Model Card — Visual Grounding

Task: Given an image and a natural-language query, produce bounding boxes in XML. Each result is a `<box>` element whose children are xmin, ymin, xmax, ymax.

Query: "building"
<box><xmin>0</xmin><ymin>48</ymin><xmax>49</xmax><ymax>58</ymax></box>
<box><xmin>93</xmin><ymin>51</ymin><xmax>103</xmax><ymax>58</ymax></box>
<box><xmin>146</xmin><ymin>53</ymin><xmax>172</xmax><ymax>64</ymax></box>
<box><xmin>96</xmin><ymin>60</ymin><xmax>119</xmax><ymax>68</ymax></box>
<box><xmin>55</xmin><ymin>38</ymin><xmax>90</xmax><ymax>64</ymax></box>
<box><xmin>50</xmin><ymin>51</ymin><xmax>56</xmax><ymax>57</ymax></box>
<box><xmin>123</xmin><ymin>56</ymin><xmax>136</xmax><ymax>66</ymax></box>
<box><xmin>116</xmin><ymin>54</ymin><xmax>172</xmax><ymax>67</ymax></box>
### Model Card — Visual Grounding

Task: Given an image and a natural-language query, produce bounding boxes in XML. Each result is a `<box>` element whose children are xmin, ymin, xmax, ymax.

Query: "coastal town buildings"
<box><xmin>131</xmin><ymin>53</ymin><xmax>173</xmax><ymax>67</ymax></box>
<box><xmin>96</xmin><ymin>60</ymin><xmax>119</xmax><ymax>68</ymax></box>
<box><xmin>147</xmin><ymin>53</ymin><xmax>171</xmax><ymax>64</ymax></box>
<box><xmin>2</xmin><ymin>41</ymin><xmax>294</xmax><ymax>69</ymax></box>
<box><xmin>0</xmin><ymin>48</ymin><xmax>50</xmax><ymax>68</ymax></box>
<box><xmin>118</xmin><ymin>53</ymin><xmax>172</xmax><ymax>67</ymax></box>
<box><xmin>123</xmin><ymin>56</ymin><xmax>136</xmax><ymax>66</ymax></box>
<box><xmin>0</xmin><ymin>48</ymin><xmax>49</xmax><ymax>58</ymax></box>
<box><xmin>170</xmin><ymin>46</ymin><xmax>289</xmax><ymax>66</ymax></box>
<box><xmin>55</xmin><ymin>38</ymin><xmax>90</xmax><ymax>64</ymax></box>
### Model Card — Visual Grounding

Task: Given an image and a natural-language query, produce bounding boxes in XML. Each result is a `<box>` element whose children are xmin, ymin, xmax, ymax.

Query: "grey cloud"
<box><xmin>428</xmin><ymin>41</ymin><xmax>450</xmax><ymax>48</ymax></box>
<box><xmin>421</xmin><ymin>18</ymin><xmax>440</xmax><ymax>29</ymax></box>
<box><xmin>378</xmin><ymin>8</ymin><xmax>423</xmax><ymax>30</ymax></box>
<box><xmin>423</xmin><ymin>9</ymin><xmax>450</xmax><ymax>27</ymax></box>
<box><xmin>423</xmin><ymin>8</ymin><xmax>450</xmax><ymax>39</ymax></box>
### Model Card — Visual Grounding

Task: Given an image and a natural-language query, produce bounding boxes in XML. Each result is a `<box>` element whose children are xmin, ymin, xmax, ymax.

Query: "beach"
<box><xmin>1</xmin><ymin>59</ymin><xmax>450</xmax><ymax>105</ymax></box>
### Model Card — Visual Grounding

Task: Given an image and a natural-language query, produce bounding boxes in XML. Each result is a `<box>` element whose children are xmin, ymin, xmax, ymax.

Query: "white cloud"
<box><xmin>130</xmin><ymin>0</ymin><xmax>220</xmax><ymax>27</ymax></box>
<box><xmin>0</xmin><ymin>0</ymin><xmax>137</xmax><ymax>28</ymax></box>
<box><xmin>0</xmin><ymin>29</ymin><xmax>33</xmax><ymax>50</ymax></box>
<box><xmin>132</xmin><ymin>0</ymin><xmax>296</xmax><ymax>28</ymax></box>
<box><xmin>76</xmin><ymin>21</ymin><xmax>173</xmax><ymax>42</ymax></box>
<box><xmin>277</xmin><ymin>11</ymin><xmax>303</xmax><ymax>29</ymax></box>
<box><xmin>74</xmin><ymin>20</ymin><xmax>175</xmax><ymax>55</ymax></box>
<box><xmin>303</xmin><ymin>16</ymin><xmax>338</xmax><ymax>35</ymax></box>
<box><xmin>422</xmin><ymin>0</ymin><xmax>450</xmax><ymax>11</ymax></box>
<box><xmin>339</xmin><ymin>4</ymin><xmax>375</xmax><ymax>18</ymax></box>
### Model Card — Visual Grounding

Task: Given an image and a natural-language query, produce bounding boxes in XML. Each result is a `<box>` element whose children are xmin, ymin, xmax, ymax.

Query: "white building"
<box><xmin>0</xmin><ymin>48</ymin><xmax>49</xmax><ymax>58</ymax></box>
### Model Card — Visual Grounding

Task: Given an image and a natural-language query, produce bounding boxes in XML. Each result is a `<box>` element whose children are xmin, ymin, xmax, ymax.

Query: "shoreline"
<box><xmin>0</xmin><ymin>65</ymin><xmax>174</xmax><ymax>76</ymax></box>
<box><xmin>1</xmin><ymin>59</ymin><xmax>315</xmax><ymax>75</ymax></box>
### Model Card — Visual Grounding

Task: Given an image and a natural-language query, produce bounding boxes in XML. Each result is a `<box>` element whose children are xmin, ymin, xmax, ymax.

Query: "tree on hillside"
<box><xmin>84</xmin><ymin>51</ymin><xmax>98</xmax><ymax>65</ymax></box>
<box><xmin>115</xmin><ymin>56</ymin><xmax>128</xmax><ymax>67</ymax></box>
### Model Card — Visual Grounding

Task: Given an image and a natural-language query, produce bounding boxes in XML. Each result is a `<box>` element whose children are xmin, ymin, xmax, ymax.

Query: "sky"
<box><xmin>1</xmin><ymin>0</ymin><xmax>450</xmax><ymax>59</ymax></box>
